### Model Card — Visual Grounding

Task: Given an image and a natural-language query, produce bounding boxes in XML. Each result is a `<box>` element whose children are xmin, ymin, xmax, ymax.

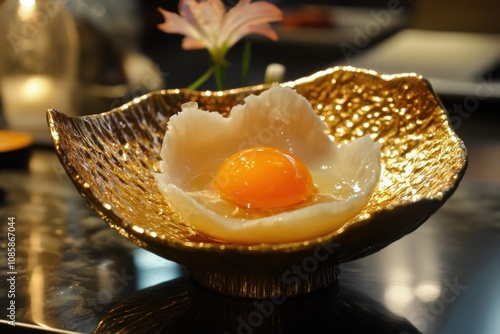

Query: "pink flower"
<box><xmin>158</xmin><ymin>0</ymin><xmax>282</xmax><ymax>58</ymax></box>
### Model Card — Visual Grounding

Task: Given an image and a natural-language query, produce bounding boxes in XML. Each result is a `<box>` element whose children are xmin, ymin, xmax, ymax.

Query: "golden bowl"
<box><xmin>47</xmin><ymin>67</ymin><xmax>467</xmax><ymax>298</ymax></box>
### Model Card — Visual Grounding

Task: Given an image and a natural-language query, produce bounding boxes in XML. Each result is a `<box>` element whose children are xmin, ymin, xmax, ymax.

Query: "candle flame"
<box><xmin>22</xmin><ymin>76</ymin><xmax>48</xmax><ymax>101</ymax></box>
<box><xmin>18</xmin><ymin>0</ymin><xmax>36</xmax><ymax>21</ymax></box>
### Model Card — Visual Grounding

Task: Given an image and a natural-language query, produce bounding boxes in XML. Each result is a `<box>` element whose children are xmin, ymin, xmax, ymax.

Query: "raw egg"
<box><xmin>155</xmin><ymin>85</ymin><xmax>381</xmax><ymax>244</ymax></box>
<box><xmin>212</xmin><ymin>146</ymin><xmax>315</xmax><ymax>210</ymax></box>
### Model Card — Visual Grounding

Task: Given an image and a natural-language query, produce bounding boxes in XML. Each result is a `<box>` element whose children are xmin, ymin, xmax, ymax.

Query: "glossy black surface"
<box><xmin>0</xmin><ymin>147</ymin><xmax>499</xmax><ymax>333</ymax></box>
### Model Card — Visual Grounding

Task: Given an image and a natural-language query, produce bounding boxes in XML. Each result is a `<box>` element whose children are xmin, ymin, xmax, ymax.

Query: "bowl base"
<box><xmin>188</xmin><ymin>264</ymin><xmax>341</xmax><ymax>299</ymax></box>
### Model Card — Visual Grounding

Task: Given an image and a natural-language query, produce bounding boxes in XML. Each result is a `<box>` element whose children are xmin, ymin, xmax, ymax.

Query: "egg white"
<box><xmin>154</xmin><ymin>85</ymin><xmax>381</xmax><ymax>244</ymax></box>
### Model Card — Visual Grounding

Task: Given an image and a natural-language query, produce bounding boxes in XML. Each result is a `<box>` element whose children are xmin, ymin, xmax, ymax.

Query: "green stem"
<box><xmin>187</xmin><ymin>66</ymin><xmax>216</xmax><ymax>91</ymax></box>
<box><xmin>241</xmin><ymin>41</ymin><xmax>252</xmax><ymax>86</ymax></box>
<box><xmin>209</xmin><ymin>47</ymin><xmax>229</xmax><ymax>90</ymax></box>
<box><xmin>214</xmin><ymin>63</ymin><xmax>226</xmax><ymax>90</ymax></box>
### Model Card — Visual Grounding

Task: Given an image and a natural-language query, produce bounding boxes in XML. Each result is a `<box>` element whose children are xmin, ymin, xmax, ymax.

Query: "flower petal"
<box><xmin>179</xmin><ymin>0</ymin><xmax>226</xmax><ymax>51</ymax></box>
<box><xmin>181</xmin><ymin>0</ymin><xmax>225</xmax><ymax>30</ymax></box>
<box><xmin>220</xmin><ymin>0</ymin><xmax>283</xmax><ymax>48</ymax></box>
<box><xmin>158</xmin><ymin>0</ymin><xmax>227</xmax><ymax>51</ymax></box>
<box><xmin>157</xmin><ymin>7</ymin><xmax>200</xmax><ymax>40</ymax></box>
<box><xmin>181</xmin><ymin>36</ymin><xmax>206</xmax><ymax>50</ymax></box>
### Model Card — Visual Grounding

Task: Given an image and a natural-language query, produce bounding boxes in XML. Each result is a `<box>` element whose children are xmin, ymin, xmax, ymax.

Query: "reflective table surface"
<box><xmin>1</xmin><ymin>148</ymin><xmax>499</xmax><ymax>334</ymax></box>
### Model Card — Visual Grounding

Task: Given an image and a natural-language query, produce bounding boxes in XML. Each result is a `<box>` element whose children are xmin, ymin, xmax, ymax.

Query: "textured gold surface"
<box><xmin>48</xmin><ymin>67</ymin><xmax>467</xmax><ymax>297</ymax></box>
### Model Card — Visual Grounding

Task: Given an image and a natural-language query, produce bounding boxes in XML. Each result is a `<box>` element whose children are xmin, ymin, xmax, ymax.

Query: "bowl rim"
<box><xmin>47</xmin><ymin>66</ymin><xmax>468</xmax><ymax>258</ymax></box>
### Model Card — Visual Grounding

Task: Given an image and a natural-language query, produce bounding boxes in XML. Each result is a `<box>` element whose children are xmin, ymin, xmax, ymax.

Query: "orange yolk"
<box><xmin>213</xmin><ymin>146</ymin><xmax>315</xmax><ymax>209</ymax></box>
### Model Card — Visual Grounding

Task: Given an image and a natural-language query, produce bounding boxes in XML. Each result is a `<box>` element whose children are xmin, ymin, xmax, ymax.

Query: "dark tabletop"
<box><xmin>0</xmin><ymin>146</ymin><xmax>499</xmax><ymax>334</ymax></box>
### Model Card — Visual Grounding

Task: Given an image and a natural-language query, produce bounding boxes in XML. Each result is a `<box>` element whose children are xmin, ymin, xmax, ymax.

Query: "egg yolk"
<box><xmin>213</xmin><ymin>146</ymin><xmax>315</xmax><ymax>209</ymax></box>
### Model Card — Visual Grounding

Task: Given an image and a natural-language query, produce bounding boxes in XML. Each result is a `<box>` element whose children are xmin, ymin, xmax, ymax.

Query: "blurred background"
<box><xmin>0</xmin><ymin>0</ymin><xmax>499</xmax><ymax>179</ymax></box>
